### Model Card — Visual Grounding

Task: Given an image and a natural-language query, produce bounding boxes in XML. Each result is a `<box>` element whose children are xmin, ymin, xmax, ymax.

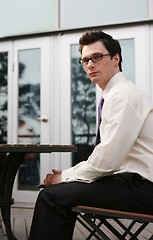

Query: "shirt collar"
<box><xmin>103</xmin><ymin>72</ymin><xmax>124</xmax><ymax>100</ymax></box>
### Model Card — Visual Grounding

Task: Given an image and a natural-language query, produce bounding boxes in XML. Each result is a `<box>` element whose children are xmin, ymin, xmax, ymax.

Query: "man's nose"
<box><xmin>87</xmin><ymin>59</ymin><xmax>94</xmax><ymax>67</ymax></box>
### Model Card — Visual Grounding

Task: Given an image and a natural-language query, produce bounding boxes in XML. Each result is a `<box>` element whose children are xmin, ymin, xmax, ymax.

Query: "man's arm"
<box><xmin>62</xmin><ymin>95</ymin><xmax>151</xmax><ymax>183</ymax></box>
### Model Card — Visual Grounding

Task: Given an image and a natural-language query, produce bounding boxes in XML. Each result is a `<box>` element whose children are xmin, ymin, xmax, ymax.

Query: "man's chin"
<box><xmin>90</xmin><ymin>77</ymin><xmax>99</xmax><ymax>84</ymax></box>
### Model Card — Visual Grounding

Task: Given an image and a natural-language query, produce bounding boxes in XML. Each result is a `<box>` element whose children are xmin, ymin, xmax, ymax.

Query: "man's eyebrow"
<box><xmin>82</xmin><ymin>52</ymin><xmax>102</xmax><ymax>60</ymax></box>
<box><xmin>82</xmin><ymin>57</ymin><xmax>89</xmax><ymax>60</ymax></box>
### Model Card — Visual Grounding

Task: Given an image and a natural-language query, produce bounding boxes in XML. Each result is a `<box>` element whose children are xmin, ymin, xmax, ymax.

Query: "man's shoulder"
<box><xmin>106</xmin><ymin>77</ymin><xmax>134</xmax><ymax>100</ymax></box>
<box><xmin>105</xmin><ymin>73</ymin><xmax>152</xmax><ymax>108</ymax></box>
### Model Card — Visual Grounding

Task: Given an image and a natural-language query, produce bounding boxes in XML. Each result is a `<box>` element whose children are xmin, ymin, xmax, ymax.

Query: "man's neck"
<box><xmin>99</xmin><ymin>70</ymin><xmax>121</xmax><ymax>91</ymax></box>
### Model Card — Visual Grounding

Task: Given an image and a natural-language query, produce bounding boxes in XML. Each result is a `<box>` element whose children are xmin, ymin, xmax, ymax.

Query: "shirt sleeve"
<box><xmin>62</xmin><ymin>95</ymin><xmax>148</xmax><ymax>183</ymax></box>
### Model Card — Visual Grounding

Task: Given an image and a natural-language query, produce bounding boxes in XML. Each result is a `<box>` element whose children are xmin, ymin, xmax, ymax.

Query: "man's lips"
<box><xmin>89</xmin><ymin>72</ymin><xmax>98</xmax><ymax>77</ymax></box>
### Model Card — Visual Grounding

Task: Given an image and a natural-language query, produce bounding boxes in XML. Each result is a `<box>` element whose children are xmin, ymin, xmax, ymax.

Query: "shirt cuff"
<box><xmin>61</xmin><ymin>167</ymin><xmax>76</xmax><ymax>182</ymax></box>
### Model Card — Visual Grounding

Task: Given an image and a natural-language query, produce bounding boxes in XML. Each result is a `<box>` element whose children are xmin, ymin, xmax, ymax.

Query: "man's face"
<box><xmin>81</xmin><ymin>40</ymin><xmax>119</xmax><ymax>90</ymax></box>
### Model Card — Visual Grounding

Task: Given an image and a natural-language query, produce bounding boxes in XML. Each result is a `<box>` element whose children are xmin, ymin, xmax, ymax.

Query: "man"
<box><xmin>28</xmin><ymin>30</ymin><xmax>153</xmax><ymax>240</ymax></box>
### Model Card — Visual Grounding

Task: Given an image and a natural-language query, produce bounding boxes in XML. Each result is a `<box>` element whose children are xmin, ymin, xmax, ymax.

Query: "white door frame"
<box><xmin>11</xmin><ymin>37</ymin><xmax>54</xmax><ymax>203</ymax></box>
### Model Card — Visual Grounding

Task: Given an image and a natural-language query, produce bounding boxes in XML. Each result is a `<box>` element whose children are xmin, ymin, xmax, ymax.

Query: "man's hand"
<box><xmin>44</xmin><ymin>169</ymin><xmax>62</xmax><ymax>186</ymax></box>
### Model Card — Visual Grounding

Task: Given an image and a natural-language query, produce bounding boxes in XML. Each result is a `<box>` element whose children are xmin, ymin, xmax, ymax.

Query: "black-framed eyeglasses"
<box><xmin>79</xmin><ymin>53</ymin><xmax>110</xmax><ymax>66</ymax></box>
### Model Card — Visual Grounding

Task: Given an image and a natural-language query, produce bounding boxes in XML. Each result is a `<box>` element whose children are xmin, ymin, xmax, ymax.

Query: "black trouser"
<box><xmin>28</xmin><ymin>173</ymin><xmax>153</xmax><ymax>240</ymax></box>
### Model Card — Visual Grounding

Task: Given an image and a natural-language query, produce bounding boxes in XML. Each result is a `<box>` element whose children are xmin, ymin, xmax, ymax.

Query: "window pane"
<box><xmin>18</xmin><ymin>49</ymin><xmax>41</xmax><ymax>190</ymax></box>
<box><xmin>119</xmin><ymin>38</ymin><xmax>135</xmax><ymax>83</ymax></box>
<box><xmin>0</xmin><ymin>0</ymin><xmax>55</xmax><ymax>37</ymax></box>
<box><xmin>60</xmin><ymin>0</ymin><xmax>148</xmax><ymax>29</ymax></box>
<box><xmin>71</xmin><ymin>45</ymin><xmax>96</xmax><ymax>165</ymax></box>
<box><xmin>0</xmin><ymin>52</ymin><xmax>8</xmax><ymax>144</ymax></box>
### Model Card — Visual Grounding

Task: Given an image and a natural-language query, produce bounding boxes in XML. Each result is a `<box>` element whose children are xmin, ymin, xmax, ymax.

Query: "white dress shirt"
<box><xmin>62</xmin><ymin>72</ymin><xmax>153</xmax><ymax>183</ymax></box>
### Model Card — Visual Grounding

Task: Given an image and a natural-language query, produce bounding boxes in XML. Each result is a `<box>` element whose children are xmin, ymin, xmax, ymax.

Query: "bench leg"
<box><xmin>1</xmin><ymin>204</ymin><xmax>17</xmax><ymax>240</ymax></box>
<box><xmin>76</xmin><ymin>214</ymin><xmax>102</xmax><ymax>240</ymax></box>
<box><xmin>115</xmin><ymin>219</ymin><xmax>136</xmax><ymax>238</ymax></box>
<box><xmin>82</xmin><ymin>214</ymin><xmax>110</xmax><ymax>240</ymax></box>
<box><xmin>129</xmin><ymin>222</ymin><xmax>149</xmax><ymax>240</ymax></box>
<box><xmin>86</xmin><ymin>219</ymin><xmax>103</xmax><ymax>240</ymax></box>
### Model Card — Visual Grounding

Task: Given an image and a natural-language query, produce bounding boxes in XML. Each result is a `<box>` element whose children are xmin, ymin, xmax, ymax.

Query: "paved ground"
<box><xmin>0</xmin><ymin>204</ymin><xmax>153</xmax><ymax>240</ymax></box>
<box><xmin>0</xmin><ymin>205</ymin><xmax>90</xmax><ymax>240</ymax></box>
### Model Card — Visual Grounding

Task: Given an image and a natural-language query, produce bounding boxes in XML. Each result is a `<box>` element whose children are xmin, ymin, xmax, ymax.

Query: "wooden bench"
<box><xmin>72</xmin><ymin>205</ymin><xmax>153</xmax><ymax>240</ymax></box>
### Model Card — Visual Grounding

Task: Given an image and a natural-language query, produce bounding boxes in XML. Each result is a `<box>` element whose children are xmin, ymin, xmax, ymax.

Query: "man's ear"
<box><xmin>113</xmin><ymin>54</ymin><xmax>120</xmax><ymax>67</ymax></box>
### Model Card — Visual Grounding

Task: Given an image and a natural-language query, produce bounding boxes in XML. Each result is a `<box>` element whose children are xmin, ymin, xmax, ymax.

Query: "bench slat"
<box><xmin>72</xmin><ymin>205</ymin><xmax>153</xmax><ymax>222</ymax></box>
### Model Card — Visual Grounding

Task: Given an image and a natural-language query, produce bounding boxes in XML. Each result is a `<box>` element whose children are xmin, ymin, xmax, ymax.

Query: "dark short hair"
<box><xmin>79</xmin><ymin>30</ymin><xmax>122</xmax><ymax>71</ymax></box>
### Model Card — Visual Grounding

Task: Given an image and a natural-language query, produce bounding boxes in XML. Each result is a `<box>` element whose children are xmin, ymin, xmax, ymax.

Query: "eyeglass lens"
<box><xmin>80</xmin><ymin>53</ymin><xmax>109</xmax><ymax>66</ymax></box>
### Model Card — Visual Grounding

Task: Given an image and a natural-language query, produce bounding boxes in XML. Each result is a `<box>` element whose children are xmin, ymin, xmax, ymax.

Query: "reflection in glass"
<box><xmin>71</xmin><ymin>45</ymin><xmax>96</xmax><ymax>165</ymax></box>
<box><xmin>0</xmin><ymin>52</ymin><xmax>8</xmax><ymax>144</ymax></box>
<box><xmin>18</xmin><ymin>49</ymin><xmax>40</xmax><ymax>190</ymax></box>
<box><xmin>0</xmin><ymin>52</ymin><xmax>8</xmax><ymax>175</ymax></box>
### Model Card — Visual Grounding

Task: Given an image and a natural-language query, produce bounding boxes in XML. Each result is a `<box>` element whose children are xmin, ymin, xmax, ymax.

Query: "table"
<box><xmin>0</xmin><ymin>144</ymin><xmax>77</xmax><ymax>240</ymax></box>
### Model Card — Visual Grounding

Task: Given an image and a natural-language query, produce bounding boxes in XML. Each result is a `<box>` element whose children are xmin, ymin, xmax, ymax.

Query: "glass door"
<box><xmin>60</xmin><ymin>25</ymin><xmax>150</xmax><ymax>168</ymax></box>
<box><xmin>0</xmin><ymin>42</ymin><xmax>13</xmax><ymax>143</ymax></box>
<box><xmin>0</xmin><ymin>48</ymin><xmax>9</xmax><ymax>145</ymax></box>
<box><xmin>0</xmin><ymin>37</ymin><xmax>53</xmax><ymax>202</ymax></box>
<box><xmin>0</xmin><ymin>42</ymin><xmax>13</xmax><ymax>174</ymax></box>
<box><xmin>13</xmin><ymin>37</ymin><xmax>53</xmax><ymax>203</ymax></box>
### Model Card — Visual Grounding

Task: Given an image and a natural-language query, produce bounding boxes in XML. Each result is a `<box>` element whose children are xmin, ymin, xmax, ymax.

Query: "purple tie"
<box><xmin>95</xmin><ymin>97</ymin><xmax>104</xmax><ymax>146</ymax></box>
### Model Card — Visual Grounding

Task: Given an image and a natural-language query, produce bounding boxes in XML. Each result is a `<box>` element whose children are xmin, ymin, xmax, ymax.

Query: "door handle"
<box><xmin>36</xmin><ymin>115</ymin><xmax>48</xmax><ymax>122</ymax></box>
